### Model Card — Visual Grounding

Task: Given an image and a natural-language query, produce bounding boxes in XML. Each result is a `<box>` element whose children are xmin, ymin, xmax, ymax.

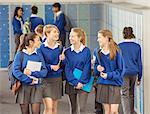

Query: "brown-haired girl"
<box><xmin>64</xmin><ymin>28</ymin><xmax>91</xmax><ymax>114</ymax></box>
<box><xmin>94</xmin><ymin>29</ymin><xmax>124</xmax><ymax>114</ymax></box>
<box><xmin>13</xmin><ymin>33</ymin><xmax>47</xmax><ymax>114</ymax></box>
<box><xmin>119</xmin><ymin>27</ymin><xmax>142</xmax><ymax>114</ymax></box>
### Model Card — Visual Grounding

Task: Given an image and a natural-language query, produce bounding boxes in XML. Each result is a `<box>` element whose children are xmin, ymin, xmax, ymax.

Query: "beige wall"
<box><xmin>0</xmin><ymin>0</ymin><xmax>111</xmax><ymax>3</ymax></box>
<box><xmin>143</xmin><ymin>10</ymin><xmax>150</xmax><ymax>114</ymax></box>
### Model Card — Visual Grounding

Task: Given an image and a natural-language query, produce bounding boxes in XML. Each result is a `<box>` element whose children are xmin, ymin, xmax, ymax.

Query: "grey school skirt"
<box><xmin>65</xmin><ymin>82</ymin><xmax>86</xmax><ymax>95</ymax></box>
<box><xmin>96</xmin><ymin>84</ymin><xmax>121</xmax><ymax>104</ymax></box>
<box><xmin>15</xmin><ymin>85</ymin><xmax>43</xmax><ymax>104</ymax></box>
<box><xmin>42</xmin><ymin>77</ymin><xmax>62</xmax><ymax>100</ymax></box>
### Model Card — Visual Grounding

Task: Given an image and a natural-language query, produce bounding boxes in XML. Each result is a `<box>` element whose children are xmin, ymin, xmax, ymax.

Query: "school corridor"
<box><xmin>1</xmin><ymin>0</ymin><xmax>150</xmax><ymax>114</ymax></box>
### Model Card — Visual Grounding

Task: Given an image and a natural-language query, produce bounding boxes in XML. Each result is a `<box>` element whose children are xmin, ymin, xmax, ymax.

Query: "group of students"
<box><xmin>11</xmin><ymin>3</ymin><xmax>142</xmax><ymax>114</ymax></box>
<box><xmin>12</xmin><ymin>2</ymin><xmax>67</xmax><ymax>55</ymax></box>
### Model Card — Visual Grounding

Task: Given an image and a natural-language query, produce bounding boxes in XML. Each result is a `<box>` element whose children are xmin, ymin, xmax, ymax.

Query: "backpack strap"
<box><xmin>95</xmin><ymin>48</ymin><xmax>101</xmax><ymax>65</ymax></box>
<box><xmin>20</xmin><ymin>51</ymin><xmax>24</xmax><ymax>71</ymax></box>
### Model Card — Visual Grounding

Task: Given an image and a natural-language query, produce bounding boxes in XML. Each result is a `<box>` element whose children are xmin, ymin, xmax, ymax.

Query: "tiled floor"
<box><xmin>0</xmin><ymin>70</ymin><xmax>95</xmax><ymax>114</ymax></box>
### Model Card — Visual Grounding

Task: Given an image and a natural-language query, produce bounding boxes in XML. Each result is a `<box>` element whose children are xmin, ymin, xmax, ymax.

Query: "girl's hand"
<box><xmin>30</xmin><ymin>78</ymin><xmax>39</xmax><ymax>85</ymax></box>
<box><xmin>24</xmin><ymin>68</ymin><xmax>31</xmax><ymax>76</ymax></box>
<box><xmin>76</xmin><ymin>82</ymin><xmax>84</xmax><ymax>89</ymax></box>
<box><xmin>97</xmin><ymin>65</ymin><xmax>105</xmax><ymax>72</ymax></box>
<box><xmin>59</xmin><ymin>53</ymin><xmax>65</xmax><ymax>61</ymax></box>
<box><xmin>27</xmin><ymin>75</ymin><xmax>39</xmax><ymax>85</ymax></box>
<box><xmin>100</xmin><ymin>72</ymin><xmax>107</xmax><ymax>79</ymax></box>
<box><xmin>137</xmin><ymin>80</ymin><xmax>141</xmax><ymax>86</ymax></box>
<box><xmin>51</xmin><ymin>65</ymin><xmax>60</xmax><ymax>71</ymax></box>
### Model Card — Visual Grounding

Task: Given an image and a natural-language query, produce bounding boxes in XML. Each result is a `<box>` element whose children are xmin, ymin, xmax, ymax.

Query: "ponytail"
<box><xmin>18</xmin><ymin>34</ymin><xmax>27</xmax><ymax>51</ymax></box>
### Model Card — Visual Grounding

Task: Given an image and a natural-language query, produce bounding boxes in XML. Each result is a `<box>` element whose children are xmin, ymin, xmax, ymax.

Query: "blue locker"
<box><xmin>0</xmin><ymin>22</ymin><xmax>9</xmax><ymax>36</ymax></box>
<box><xmin>22</xmin><ymin>5</ymin><xmax>31</xmax><ymax>21</ymax></box>
<box><xmin>45</xmin><ymin>5</ymin><xmax>54</xmax><ymax>24</ymax></box>
<box><xmin>0</xmin><ymin>5</ymin><xmax>8</xmax><ymax>20</ymax></box>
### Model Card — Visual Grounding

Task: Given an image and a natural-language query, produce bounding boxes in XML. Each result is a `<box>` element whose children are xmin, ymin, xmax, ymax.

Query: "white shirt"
<box><xmin>101</xmin><ymin>49</ymin><xmax>110</xmax><ymax>55</ymax></box>
<box><xmin>15</xmin><ymin>16</ymin><xmax>24</xmax><ymax>31</ymax></box>
<box><xmin>22</xmin><ymin>48</ymin><xmax>37</xmax><ymax>55</ymax></box>
<box><xmin>54</xmin><ymin>11</ymin><xmax>62</xmax><ymax>22</ymax></box>
<box><xmin>123</xmin><ymin>39</ymin><xmax>135</xmax><ymax>42</ymax></box>
<box><xmin>44</xmin><ymin>40</ymin><xmax>60</xmax><ymax>49</ymax></box>
<box><xmin>70</xmin><ymin>43</ymin><xmax>85</xmax><ymax>53</ymax></box>
<box><xmin>30</xmin><ymin>14</ymin><xmax>38</xmax><ymax>18</ymax></box>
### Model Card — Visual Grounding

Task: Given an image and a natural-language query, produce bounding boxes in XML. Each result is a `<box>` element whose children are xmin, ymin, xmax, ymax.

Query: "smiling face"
<box><xmin>69</xmin><ymin>31</ymin><xmax>81</xmax><ymax>45</ymax></box>
<box><xmin>44</xmin><ymin>25</ymin><xmax>60</xmax><ymax>42</ymax></box>
<box><xmin>48</xmin><ymin>28</ymin><xmax>59</xmax><ymax>41</ymax></box>
<box><xmin>97</xmin><ymin>32</ymin><xmax>109</xmax><ymax>48</ymax></box>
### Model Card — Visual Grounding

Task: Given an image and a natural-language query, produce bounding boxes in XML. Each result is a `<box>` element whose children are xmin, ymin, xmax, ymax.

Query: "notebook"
<box><xmin>26</xmin><ymin>60</ymin><xmax>42</xmax><ymax>71</ymax></box>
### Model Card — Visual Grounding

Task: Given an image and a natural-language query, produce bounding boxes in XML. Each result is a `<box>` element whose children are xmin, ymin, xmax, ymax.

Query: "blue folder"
<box><xmin>73</xmin><ymin>68</ymin><xmax>94</xmax><ymax>93</ymax></box>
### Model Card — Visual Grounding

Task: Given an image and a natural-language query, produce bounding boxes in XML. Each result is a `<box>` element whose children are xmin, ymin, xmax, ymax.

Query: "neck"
<box><xmin>102</xmin><ymin>43</ymin><xmax>109</xmax><ymax>52</ymax></box>
<box><xmin>17</xmin><ymin>15</ymin><xmax>21</xmax><ymax>18</ymax></box>
<box><xmin>74</xmin><ymin>42</ymin><xmax>81</xmax><ymax>51</ymax></box>
<box><xmin>26</xmin><ymin>46</ymin><xmax>35</xmax><ymax>53</ymax></box>
<box><xmin>47</xmin><ymin>38</ymin><xmax>56</xmax><ymax>47</ymax></box>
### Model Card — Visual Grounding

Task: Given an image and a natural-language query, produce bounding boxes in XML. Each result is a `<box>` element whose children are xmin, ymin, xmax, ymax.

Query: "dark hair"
<box><xmin>52</xmin><ymin>2</ymin><xmax>61</xmax><ymax>10</ymax></box>
<box><xmin>31</xmin><ymin>5</ymin><xmax>38</xmax><ymax>14</ymax></box>
<box><xmin>123</xmin><ymin>27</ymin><xmax>135</xmax><ymax>39</ymax></box>
<box><xmin>14</xmin><ymin>7</ymin><xmax>23</xmax><ymax>17</ymax></box>
<box><xmin>19</xmin><ymin>33</ymin><xmax>37</xmax><ymax>51</ymax></box>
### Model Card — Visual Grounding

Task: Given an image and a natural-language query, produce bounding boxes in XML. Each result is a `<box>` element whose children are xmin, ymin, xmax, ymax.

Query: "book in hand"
<box><xmin>73</xmin><ymin>68</ymin><xmax>94</xmax><ymax>93</ymax></box>
<box><xmin>26</xmin><ymin>60</ymin><xmax>42</xmax><ymax>84</ymax></box>
<box><xmin>26</xmin><ymin>60</ymin><xmax>42</xmax><ymax>71</ymax></box>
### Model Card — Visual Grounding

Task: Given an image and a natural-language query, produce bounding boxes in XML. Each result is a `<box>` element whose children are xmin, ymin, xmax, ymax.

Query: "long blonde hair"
<box><xmin>71</xmin><ymin>28</ymin><xmax>86</xmax><ymax>45</ymax></box>
<box><xmin>98</xmin><ymin>29</ymin><xmax>119</xmax><ymax>60</ymax></box>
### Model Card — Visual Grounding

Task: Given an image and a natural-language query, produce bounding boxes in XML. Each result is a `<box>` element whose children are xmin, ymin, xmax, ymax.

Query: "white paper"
<box><xmin>26</xmin><ymin>60</ymin><xmax>42</xmax><ymax>72</ymax></box>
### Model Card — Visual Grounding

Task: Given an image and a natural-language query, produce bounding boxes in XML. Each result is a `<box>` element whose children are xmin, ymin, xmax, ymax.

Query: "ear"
<box><xmin>29</xmin><ymin>40</ymin><xmax>34</xmax><ymax>45</ymax></box>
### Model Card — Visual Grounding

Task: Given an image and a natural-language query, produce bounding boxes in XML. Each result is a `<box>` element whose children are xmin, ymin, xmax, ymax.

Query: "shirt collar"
<box><xmin>70</xmin><ymin>43</ymin><xmax>85</xmax><ymax>53</ymax></box>
<box><xmin>30</xmin><ymin>14</ymin><xmax>38</xmax><ymax>17</ymax></box>
<box><xmin>123</xmin><ymin>39</ymin><xmax>135</xmax><ymax>42</ymax></box>
<box><xmin>101</xmin><ymin>48</ymin><xmax>110</xmax><ymax>55</ymax></box>
<box><xmin>56</xmin><ymin>11</ymin><xmax>62</xmax><ymax>17</ymax></box>
<box><xmin>43</xmin><ymin>40</ymin><xmax>60</xmax><ymax>49</ymax></box>
<box><xmin>22</xmin><ymin>48</ymin><xmax>38</xmax><ymax>55</ymax></box>
<box><xmin>15</xmin><ymin>16</ymin><xmax>22</xmax><ymax>21</ymax></box>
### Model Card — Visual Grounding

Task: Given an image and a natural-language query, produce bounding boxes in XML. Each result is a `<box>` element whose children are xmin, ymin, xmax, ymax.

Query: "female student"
<box><xmin>12</xmin><ymin>7</ymin><xmax>24</xmax><ymax>54</ymax></box>
<box><xmin>35</xmin><ymin>24</ymin><xmax>46</xmax><ymax>43</ymax></box>
<box><xmin>40</xmin><ymin>24</ymin><xmax>64</xmax><ymax>114</ymax></box>
<box><xmin>119</xmin><ymin>27</ymin><xmax>142</xmax><ymax>114</ymax></box>
<box><xmin>94</xmin><ymin>29</ymin><xmax>124</xmax><ymax>114</ymax></box>
<box><xmin>64</xmin><ymin>28</ymin><xmax>91</xmax><ymax>114</ymax></box>
<box><xmin>13</xmin><ymin>33</ymin><xmax>48</xmax><ymax>114</ymax></box>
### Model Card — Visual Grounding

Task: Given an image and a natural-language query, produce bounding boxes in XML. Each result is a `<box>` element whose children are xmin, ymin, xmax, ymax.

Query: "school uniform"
<box><xmin>64</xmin><ymin>44</ymin><xmax>91</xmax><ymax>114</ymax></box>
<box><xmin>119</xmin><ymin>39</ymin><xmax>142</xmax><ymax>114</ymax></box>
<box><xmin>30</xmin><ymin>14</ymin><xmax>44</xmax><ymax>32</ymax></box>
<box><xmin>53</xmin><ymin>11</ymin><xmax>66</xmax><ymax>46</ymax></box>
<box><xmin>94</xmin><ymin>48</ymin><xmax>124</xmax><ymax>104</ymax></box>
<box><xmin>12</xmin><ymin>16</ymin><xmax>24</xmax><ymax>54</ymax></box>
<box><xmin>12</xmin><ymin>49</ymin><xmax>48</xmax><ymax>104</ymax></box>
<box><xmin>40</xmin><ymin>40</ymin><xmax>63</xmax><ymax>99</ymax></box>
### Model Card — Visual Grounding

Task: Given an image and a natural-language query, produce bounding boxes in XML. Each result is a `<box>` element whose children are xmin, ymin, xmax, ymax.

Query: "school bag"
<box><xmin>23</xmin><ymin>17</ymin><xmax>31</xmax><ymax>34</ymax></box>
<box><xmin>8</xmin><ymin>52</ymin><xmax>24</xmax><ymax>95</ymax></box>
<box><xmin>64</xmin><ymin>14</ymin><xmax>73</xmax><ymax>32</ymax></box>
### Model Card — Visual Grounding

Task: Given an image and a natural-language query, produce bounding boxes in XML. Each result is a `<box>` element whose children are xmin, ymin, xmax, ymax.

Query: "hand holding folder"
<box><xmin>73</xmin><ymin>68</ymin><xmax>94</xmax><ymax>93</ymax></box>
